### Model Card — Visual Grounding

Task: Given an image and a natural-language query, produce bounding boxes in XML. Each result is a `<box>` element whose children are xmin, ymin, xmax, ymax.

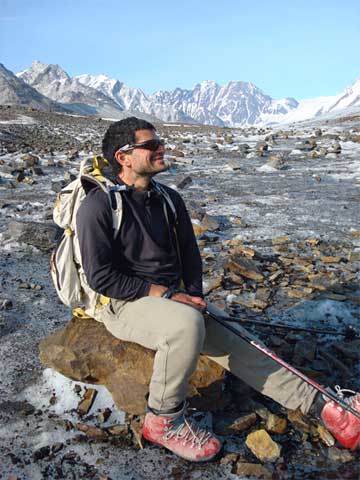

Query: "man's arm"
<box><xmin>77</xmin><ymin>188</ymin><xmax>151</xmax><ymax>300</ymax></box>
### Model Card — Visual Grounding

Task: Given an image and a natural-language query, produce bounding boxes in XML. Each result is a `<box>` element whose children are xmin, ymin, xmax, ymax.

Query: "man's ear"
<box><xmin>114</xmin><ymin>150</ymin><xmax>131</xmax><ymax>168</ymax></box>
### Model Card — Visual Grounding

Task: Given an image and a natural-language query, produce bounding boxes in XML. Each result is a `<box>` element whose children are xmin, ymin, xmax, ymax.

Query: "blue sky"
<box><xmin>1</xmin><ymin>0</ymin><xmax>359</xmax><ymax>100</ymax></box>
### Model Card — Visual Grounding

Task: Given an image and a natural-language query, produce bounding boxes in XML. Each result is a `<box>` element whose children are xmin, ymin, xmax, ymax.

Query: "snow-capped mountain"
<box><xmin>0</xmin><ymin>63</ymin><xmax>68</xmax><ymax>112</ymax></box>
<box><xmin>17</xmin><ymin>61</ymin><xmax>124</xmax><ymax>117</ymax></box>
<box><xmin>150</xmin><ymin>80</ymin><xmax>299</xmax><ymax>126</ymax></box>
<box><xmin>10</xmin><ymin>60</ymin><xmax>360</xmax><ymax>126</ymax></box>
<box><xmin>75</xmin><ymin>73</ymin><xmax>193</xmax><ymax>123</ymax></box>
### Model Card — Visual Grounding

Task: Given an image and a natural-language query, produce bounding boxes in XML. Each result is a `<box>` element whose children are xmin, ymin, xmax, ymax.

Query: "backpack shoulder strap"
<box><xmin>151</xmin><ymin>180</ymin><xmax>178</xmax><ymax>224</ymax></box>
<box><xmin>80</xmin><ymin>174</ymin><xmax>126</xmax><ymax>239</ymax></box>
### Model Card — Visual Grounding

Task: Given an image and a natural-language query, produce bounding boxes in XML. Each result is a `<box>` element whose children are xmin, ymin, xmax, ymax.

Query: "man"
<box><xmin>77</xmin><ymin>117</ymin><xmax>360</xmax><ymax>462</ymax></box>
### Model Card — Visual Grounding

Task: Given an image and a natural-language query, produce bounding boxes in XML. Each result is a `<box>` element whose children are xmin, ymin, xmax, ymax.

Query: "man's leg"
<box><xmin>95</xmin><ymin>297</ymin><xmax>222</xmax><ymax>461</ymax></box>
<box><xmin>95</xmin><ymin>297</ymin><xmax>205</xmax><ymax>412</ymax></box>
<box><xmin>202</xmin><ymin>314</ymin><xmax>317</xmax><ymax>414</ymax></box>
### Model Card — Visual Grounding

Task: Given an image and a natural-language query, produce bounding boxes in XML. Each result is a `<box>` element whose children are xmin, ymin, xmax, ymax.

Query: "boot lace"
<box><xmin>163</xmin><ymin>414</ymin><xmax>213</xmax><ymax>449</ymax></box>
<box><xmin>334</xmin><ymin>385</ymin><xmax>360</xmax><ymax>410</ymax></box>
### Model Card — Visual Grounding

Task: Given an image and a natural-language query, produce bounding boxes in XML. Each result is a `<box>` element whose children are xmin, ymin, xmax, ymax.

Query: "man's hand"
<box><xmin>148</xmin><ymin>284</ymin><xmax>206</xmax><ymax>312</ymax></box>
<box><xmin>148</xmin><ymin>284</ymin><xmax>168</xmax><ymax>297</ymax></box>
<box><xmin>171</xmin><ymin>293</ymin><xmax>207</xmax><ymax>312</ymax></box>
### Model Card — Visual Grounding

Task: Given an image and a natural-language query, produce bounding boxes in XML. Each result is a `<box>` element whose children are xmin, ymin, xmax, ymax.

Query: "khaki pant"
<box><xmin>95</xmin><ymin>297</ymin><xmax>317</xmax><ymax>414</ymax></box>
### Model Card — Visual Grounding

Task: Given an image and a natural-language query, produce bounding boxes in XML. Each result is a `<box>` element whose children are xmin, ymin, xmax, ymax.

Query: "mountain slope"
<box><xmin>17</xmin><ymin>61</ymin><xmax>124</xmax><ymax>118</ymax></box>
<box><xmin>0</xmin><ymin>63</ymin><xmax>68</xmax><ymax>112</ymax></box>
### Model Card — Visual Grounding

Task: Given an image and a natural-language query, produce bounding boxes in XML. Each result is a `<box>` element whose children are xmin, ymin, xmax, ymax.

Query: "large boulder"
<box><xmin>39</xmin><ymin>317</ymin><xmax>227</xmax><ymax>415</ymax></box>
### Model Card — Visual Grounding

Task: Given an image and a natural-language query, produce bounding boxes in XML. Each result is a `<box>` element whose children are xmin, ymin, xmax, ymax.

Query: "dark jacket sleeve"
<box><xmin>166</xmin><ymin>188</ymin><xmax>203</xmax><ymax>297</ymax></box>
<box><xmin>76</xmin><ymin>188</ymin><xmax>150</xmax><ymax>300</ymax></box>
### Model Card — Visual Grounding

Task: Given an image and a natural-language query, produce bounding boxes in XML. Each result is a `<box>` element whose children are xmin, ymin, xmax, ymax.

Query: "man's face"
<box><xmin>126</xmin><ymin>129</ymin><xmax>167</xmax><ymax>176</ymax></box>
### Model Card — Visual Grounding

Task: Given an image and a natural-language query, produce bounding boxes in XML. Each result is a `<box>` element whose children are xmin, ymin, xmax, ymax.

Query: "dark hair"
<box><xmin>102</xmin><ymin>117</ymin><xmax>155</xmax><ymax>175</ymax></box>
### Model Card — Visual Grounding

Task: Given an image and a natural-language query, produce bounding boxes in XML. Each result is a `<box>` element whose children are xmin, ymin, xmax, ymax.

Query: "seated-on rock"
<box><xmin>39</xmin><ymin>316</ymin><xmax>227</xmax><ymax>414</ymax></box>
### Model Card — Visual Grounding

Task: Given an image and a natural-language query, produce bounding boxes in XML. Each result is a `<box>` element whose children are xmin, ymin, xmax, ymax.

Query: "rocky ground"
<box><xmin>0</xmin><ymin>105</ymin><xmax>359</xmax><ymax>479</ymax></box>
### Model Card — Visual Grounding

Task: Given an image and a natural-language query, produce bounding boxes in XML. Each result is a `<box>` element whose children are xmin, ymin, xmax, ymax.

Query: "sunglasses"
<box><xmin>118</xmin><ymin>138</ymin><xmax>165</xmax><ymax>153</ymax></box>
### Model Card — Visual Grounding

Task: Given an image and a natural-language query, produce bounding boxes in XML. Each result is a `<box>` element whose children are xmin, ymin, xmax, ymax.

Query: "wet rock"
<box><xmin>39</xmin><ymin>316</ymin><xmax>226</xmax><ymax>414</ymax></box>
<box><xmin>232</xmin><ymin>462</ymin><xmax>272</xmax><ymax>479</ymax></box>
<box><xmin>21</xmin><ymin>153</ymin><xmax>39</xmax><ymax>166</ymax></box>
<box><xmin>265</xmin><ymin>413</ymin><xmax>287</xmax><ymax>434</ymax></box>
<box><xmin>8</xmin><ymin>220</ymin><xmax>58</xmax><ymax>252</ymax></box>
<box><xmin>245</xmin><ymin>429</ymin><xmax>281</xmax><ymax>462</ymax></box>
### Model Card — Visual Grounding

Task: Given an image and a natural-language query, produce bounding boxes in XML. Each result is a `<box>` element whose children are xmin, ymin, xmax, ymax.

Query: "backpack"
<box><xmin>50</xmin><ymin>155</ymin><xmax>179</xmax><ymax>318</ymax></box>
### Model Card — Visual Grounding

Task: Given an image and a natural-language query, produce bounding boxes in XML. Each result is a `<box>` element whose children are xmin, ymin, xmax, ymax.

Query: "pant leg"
<box><xmin>202</xmin><ymin>315</ymin><xmax>317</xmax><ymax>414</ymax></box>
<box><xmin>95</xmin><ymin>297</ymin><xmax>205</xmax><ymax>412</ymax></box>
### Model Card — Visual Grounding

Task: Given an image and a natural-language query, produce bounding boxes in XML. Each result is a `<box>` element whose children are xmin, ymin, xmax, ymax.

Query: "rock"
<box><xmin>51</xmin><ymin>179</ymin><xmax>67</xmax><ymax>193</ymax></box>
<box><xmin>255</xmin><ymin>141</ymin><xmax>268</xmax><ymax>155</ymax></box>
<box><xmin>39</xmin><ymin>317</ymin><xmax>226</xmax><ymax>414</ymax></box>
<box><xmin>227</xmin><ymin>256</ymin><xmax>264</xmax><ymax>282</ymax></box>
<box><xmin>287</xmin><ymin>409</ymin><xmax>312</xmax><ymax>432</ymax></box>
<box><xmin>8</xmin><ymin>220</ymin><xmax>58</xmax><ymax>252</ymax></box>
<box><xmin>171</xmin><ymin>148</ymin><xmax>186</xmax><ymax>158</ymax></box>
<box><xmin>192</xmin><ymin>221</ymin><xmax>208</xmax><ymax>237</ymax></box>
<box><xmin>97</xmin><ymin>408</ymin><xmax>112</xmax><ymax>423</ymax></box>
<box><xmin>0</xmin><ymin>298</ymin><xmax>12</xmax><ymax>310</ymax></box>
<box><xmin>333</xmin><ymin>339</ymin><xmax>360</xmax><ymax>360</ymax></box>
<box><xmin>215</xmin><ymin>413</ymin><xmax>257</xmax><ymax>435</ymax></box>
<box><xmin>293</xmin><ymin>337</ymin><xmax>317</xmax><ymax>363</ymax></box>
<box><xmin>77</xmin><ymin>388</ymin><xmax>98</xmax><ymax>416</ymax></box>
<box><xmin>21</xmin><ymin>153</ymin><xmax>39</xmax><ymax>166</ymax></box>
<box><xmin>220</xmin><ymin>453</ymin><xmax>238</xmax><ymax>465</ymax></box>
<box><xmin>201</xmin><ymin>214</ymin><xmax>219</xmax><ymax>231</ymax></box>
<box><xmin>107</xmin><ymin>424</ymin><xmax>128</xmax><ymax>436</ymax></box>
<box><xmin>245</xmin><ymin>429</ymin><xmax>281</xmax><ymax>462</ymax></box>
<box><xmin>265</xmin><ymin>413</ymin><xmax>287</xmax><ymax>434</ymax></box>
<box><xmin>295</xmin><ymin>140</ymin><xmax>316</xmax><ymax>151</ymax></box>
<box><xmin>30</xmin><ymin>166</ymin><xmax>44</xmax><ymax>175</ymax></box>
<box><xmin>272</xmin><ymin>235</ymin><xmax>290</xmax><ymax>246</ymax></box>
<box><xmin>316</xmin><ymin>425</ymin><xmax>335</xmax><ymax>447</ymax></box>
<box><xmin>227</xmin><ymin>159</ymin><xmax>243</xmax><ymax>170</ymax></box>
<box><xmin>75</xmin><ymin>423</ymin><xmax>108</xmax><ymax>441</ymax></box>
<box><xmin>175</xmin><ymin>176</ymin><xmax>192</xmax><ymax>189</ymax></box>
<box><xmin>327</xmin><ymin>446</ymin><xmax>354</xmax><ymax>463</ymax></box>
<box><xmin>266</xmin><ymin>154</ymin><xmax>285</xmax><ymax>169</ymax></box>
<box><xmin>233</xmin><ymin>462</ymin><xmax>272</xmax><ymax>479</ymax></box>
<box><xmin>328</xmin><ymin>143</ymin><xmax>341</xmax><ymax>154</ymax></box>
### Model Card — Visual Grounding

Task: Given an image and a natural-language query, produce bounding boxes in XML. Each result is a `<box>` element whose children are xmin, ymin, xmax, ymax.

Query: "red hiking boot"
<box><xmin>142</xmin><ymin>410</ymin><xmax>222</xmax><ymax>462</ymax></box>
<box><xmin>320</xmin><ymin>387</ymin><xmax>360</xmax><ymax>451</ymax></box>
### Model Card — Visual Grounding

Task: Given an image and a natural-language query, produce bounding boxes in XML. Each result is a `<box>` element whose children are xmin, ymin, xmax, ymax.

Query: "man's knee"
<box><xmin>170</xmin><ymin>306</ymin><xmax>205</xmax><ymax>349</ymax></box>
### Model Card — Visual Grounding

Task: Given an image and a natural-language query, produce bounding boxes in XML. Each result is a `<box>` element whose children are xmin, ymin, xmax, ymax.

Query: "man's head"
<box><xmin>102</xmin><ymin>117</ymin><xmax>166</xmax><ymax>177</ymax></box>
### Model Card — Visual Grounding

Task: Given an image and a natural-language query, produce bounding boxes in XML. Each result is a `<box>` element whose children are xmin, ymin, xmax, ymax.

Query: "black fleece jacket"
<box><xmin>76</xmin><ymin>181</ymin><xmax>203</xmax><ymax>301</ymax></box>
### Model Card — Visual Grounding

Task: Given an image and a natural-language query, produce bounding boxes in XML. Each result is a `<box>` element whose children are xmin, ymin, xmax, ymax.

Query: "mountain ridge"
<box><xmin>7</xmin><ymin>60</ymin><xmax>360</xmax><ymax>126</ymax></box>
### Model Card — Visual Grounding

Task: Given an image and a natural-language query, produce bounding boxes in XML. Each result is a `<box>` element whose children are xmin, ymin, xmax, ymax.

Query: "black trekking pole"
<box><xmin>227</xmin><ymin>312</ymin><xmax>358</xmax><ymax>338</ymax></box>
<box><xmin>204</xmin><ymin>302</ymin><xmax>360</xmax><ymax>420</ymax></box>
